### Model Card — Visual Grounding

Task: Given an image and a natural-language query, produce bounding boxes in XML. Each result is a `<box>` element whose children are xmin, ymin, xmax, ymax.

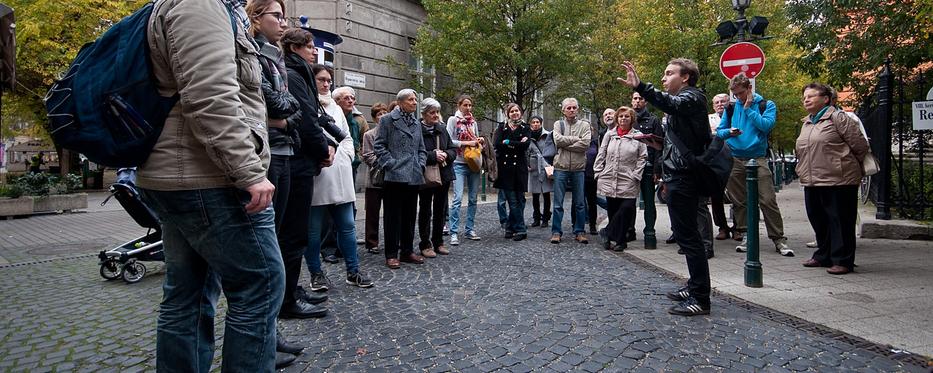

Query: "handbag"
<box><xmin>667</xmin><ymin>129</ymin><xmax>732</xmax><ymax>197</ymax></box>
<box><xmin>544</xmin><ymin>165</ymin><xmax>555</xmax><ymax>179</ymax></box>
<box><xmin>423</xmin><ymin>136</ymin><xmax>444</xmax><ymax>188</ymax></box>
<box><xmin>370</xmin><ymin>168</ymin><xmax>385</xmax><ymax>187</ymax></box>
<box><xmin>862</xmin><ymin>153</ymin><xmax>880</xmax><ymax>176</ymax></box>
<box><xmin>464</xmin><ymin>145</ymin><xmax>483</xmax><ymax>172</ymax></box>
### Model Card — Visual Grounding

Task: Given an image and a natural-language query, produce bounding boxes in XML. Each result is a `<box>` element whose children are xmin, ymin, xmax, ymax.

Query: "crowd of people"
<box><xmin>137</xmin><ymin>0</ymin><xmax>873</xmax><ymax>370</ymax></box>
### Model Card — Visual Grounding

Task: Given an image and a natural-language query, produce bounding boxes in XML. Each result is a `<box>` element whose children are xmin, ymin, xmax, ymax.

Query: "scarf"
<box><xmin>455</xmin><ymin>111</ymin><xmax>477</xmax><ymax>155</ymax></box>
<box><xmin>810</xmin><ymin>106</ymin><xmax>830</xmax><ymax>124</ymax></box>
<box><xmin>617</xmin><ymin>126</ymin><xmax>631</xmax><ymax>137</ymax></box>
<box><xmin>529</xmin><ymin>128</ymin><xmax>543</xmax><ymax>140</ymax></box>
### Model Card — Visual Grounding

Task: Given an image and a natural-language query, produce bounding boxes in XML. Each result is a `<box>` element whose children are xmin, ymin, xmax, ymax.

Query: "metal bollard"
<box><xmin>774</xmin><ymin>160</ymin><xmax>783</xmax><ymax>192</ymax></box>
<box><xmin>744</xmin><ymin>159</ymin><xmax>763</xmax><ymax>287</ymax></box>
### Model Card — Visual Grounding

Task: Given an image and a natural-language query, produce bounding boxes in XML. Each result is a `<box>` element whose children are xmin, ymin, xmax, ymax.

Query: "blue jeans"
<box><xmin>503</xmin><ymin>190</ymin><xmax>527</xmax><ymax>234</ymax></box>
<box><xmin>143</xmin><ymin>188</ymin><xmax>284</xmax><ymax>373</ymax></box>
<box><xmin>304</xmin><ymin>202</ymin><xmax>360</xmax><ymax>275</ymax></box>
<box><xmin>497</xmin><ymin>188</ymin><xmax>508</xmax><ymax>227</ymax></box>
<box><xmin>552</xmin><ymin>170</ymin><xmax>586</xmax><ymax>235</ymax></box>
<box><xmin>449</xmin><ymin>162</ymin><xmax>481</xmax><ymax>235</ymax></box>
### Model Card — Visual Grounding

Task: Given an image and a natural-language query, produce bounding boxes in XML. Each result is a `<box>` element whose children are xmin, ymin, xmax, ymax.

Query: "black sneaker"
<box><xmin>666</xmin><ymin>286</ymin><xmax>691</xmax><ymax>302</ymax></box>
<box><xmin>504</xmin><ymin>231</ymin><xmax>514</xmax><ymax>239</ymax></box>
<box><xmin>346</xmin><ymin>272</ymin><xmax>374</xmax><ymax>288</ymax></box>
<box><xmin>310</xmin><ymin>272</ymin><xmax>329</xmax><ymax>292</ymax></box>
<box><xmin>668</xmin><ymin>297</ymin><xmax>710</xmax><ymax>316</ymax></box>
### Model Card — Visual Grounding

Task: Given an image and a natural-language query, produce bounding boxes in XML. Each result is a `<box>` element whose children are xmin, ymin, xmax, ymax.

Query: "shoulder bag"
<box><xmin>423</xmin><ymin>135</ymin><xmax>443</xmax><ymax>188</ymax></box>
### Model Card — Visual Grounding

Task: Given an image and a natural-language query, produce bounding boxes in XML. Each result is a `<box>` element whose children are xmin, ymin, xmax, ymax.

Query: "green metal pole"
<box><xmin>744</xmin><ymin>159</ymin><xmax>763</xmax><ymax>287</ymax></box>
<box><xmin>774</xmin><ymin>159</ymin><xmax>783</xmax><ymax>192</ymax></box>
<box><xmin>481</xmin><ymin>170</ymin><xmax>487</xmax><ymax>202</ymax></box>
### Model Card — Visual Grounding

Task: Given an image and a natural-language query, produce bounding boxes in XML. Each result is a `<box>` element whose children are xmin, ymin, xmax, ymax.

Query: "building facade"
<box><xmin>287</xmin><ymin>0</ymin><xmax>427</xmax><ymax>123</ymax></box>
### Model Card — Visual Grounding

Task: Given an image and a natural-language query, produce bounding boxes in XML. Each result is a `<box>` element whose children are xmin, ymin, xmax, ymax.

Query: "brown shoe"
<box><xmin>802</xmin><ymin>258</ymin><xmax>823</xmax><ymax>267</ymax></box>
<box><xmin>715</xmin><ymin>228</ymin><xmax>731</xmax><ymax>240</ymax></box>
<box><xmin>575</xmin><ymin>234</ymin><xmax>589</xmax><ymax>244</ymax></box>
<box><xmin>421</xmin><ymin>248</ymin><xmax>437</xmax><ymax>258</ymax></box>
<box><xmin>386</xmin><ymin>258</ymin><xmax>400</xmax><ymax>269</ymax></box>
<box><xmin>400</xmin><ymin>253</ymin><xmax>425</xmax><ymax>264</ymax></box>
<box><xmin>435</xmin><ymin>245</ymin><xmax>449</xmax><ymax>255</ymax></box>
<box><xmin>827</xmin><ymin>265</ymin><xmax>851</xmax><ymax>275</ymax></box>
<box><xmin>733</xmin><ymin>232</ymin><xmax>744</xmax><ymax>242</ymax></box>
<box><xmin>550</xmin><ymin>233</ymin><xmax>561</xmax><ymax>244</ymax></box>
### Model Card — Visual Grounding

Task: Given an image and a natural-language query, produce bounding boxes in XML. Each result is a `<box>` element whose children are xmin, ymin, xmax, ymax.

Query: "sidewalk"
<box><xmin>625</xmin><ymin>181</ymin><xmax>933</xmax><ymax>359</ymax></box>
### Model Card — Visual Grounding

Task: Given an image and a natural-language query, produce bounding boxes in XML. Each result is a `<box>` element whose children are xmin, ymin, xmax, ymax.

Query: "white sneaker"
<box><xmin>735</xmin><ymin>237</ymin><xmax>747</xmax><ymax>252</ymax></box>
<box><xmin>775</xmin><ymin>241</ymin><xmax>795</xmax><ymax>257</ymax></box>
<box><xmin>450</xmin><ymin>234</ymin><xmax>460</xmax><ymax>246</ymax></box>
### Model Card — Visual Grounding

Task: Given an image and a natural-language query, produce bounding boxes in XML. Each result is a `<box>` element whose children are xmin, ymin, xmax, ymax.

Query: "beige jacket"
<box><xmin>137</xmin><ymin>0</ymin><xmax>270</xmax><ymax>191</ymax></box>
<box><xmin>593</xmin><ymin>130</ymin><xmax>647</xmax><ymax>199</ymax></box>
<box><xmin>551</xmin><ymin>118</ymin><xmax>591</xmax><ymax>171</ymax></box>
<box><xmin>361</xmin><ymin>126</ymin><xmax>380</xmax><ymax>188</ymax></box>
<box><xmin>795</xmin><ymin>107</ymin><xmax>870</xmax><ymax>187</ymax></box>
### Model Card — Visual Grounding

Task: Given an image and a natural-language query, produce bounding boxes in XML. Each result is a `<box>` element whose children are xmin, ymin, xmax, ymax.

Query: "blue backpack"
<box><xmin>45</xmin><ymin>2</ymin><xmax>235</xmax><ymax>167</ymax></box>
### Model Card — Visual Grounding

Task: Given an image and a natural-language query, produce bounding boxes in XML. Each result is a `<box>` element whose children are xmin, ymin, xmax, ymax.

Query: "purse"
<box><xmin>423</xmin><ymin>136</ymin><xmax>444</xmax><ymax>188</ymax></box>
<box><xmin>544</xmin><ymin>165</ymin><xmax>555</xmax><ymax>179</ymax></box>
<box><xmin>370</xmin><ymin>168</ymin><xmax>385</xmax><ymax>187</ymax></box>
<box><xmin>862</xmin><ymin>153</ymin><xmax>880</xmax><ymax>176</ymax></box>
<box><xmin>464</xmin><ymin>145</ymin><xmax>483</xmax><ymax>172</ymax></box>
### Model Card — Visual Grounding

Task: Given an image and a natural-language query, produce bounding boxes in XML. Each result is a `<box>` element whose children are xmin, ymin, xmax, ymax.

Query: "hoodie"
<box><xmin>715</xmin><ymin>93</ymin><xmax>777</xmax><ymax>158</ymax></box>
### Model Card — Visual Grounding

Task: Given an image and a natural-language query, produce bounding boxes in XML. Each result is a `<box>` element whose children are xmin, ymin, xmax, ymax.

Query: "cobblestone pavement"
<box><xmin>0</xmin><ymin>204</ymin><xmax>928</xmax><ymax>372</ymax></box>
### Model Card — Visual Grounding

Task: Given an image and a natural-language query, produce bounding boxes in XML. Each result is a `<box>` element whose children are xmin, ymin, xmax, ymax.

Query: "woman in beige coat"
<box><xmin>796</xmin><ymin>83</ymin><xmax>870</xmax><ymax>275</ymax></box>
<box><xmin>593</xmin><ymin>106</ymin><xmax>647</xmax><ymax>251</ymax></box>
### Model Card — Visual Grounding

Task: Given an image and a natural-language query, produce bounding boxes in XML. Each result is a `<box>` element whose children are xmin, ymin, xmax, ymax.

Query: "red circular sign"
<box><xmin>720</xmin><ymin>42</ymin><xmax>766</xmax><ymax>79</ymax></box>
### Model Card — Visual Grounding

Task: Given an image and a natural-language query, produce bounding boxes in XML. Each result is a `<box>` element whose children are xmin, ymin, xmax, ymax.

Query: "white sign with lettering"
<box><xmin>913</xmin><ymin>101</ymin><xmax>933</xmax><ymax>130</ymax></box>
<box><xmin>344</xmin><ymin>71</ymin><xmax>366</xmax><ymax>88</ymax></box>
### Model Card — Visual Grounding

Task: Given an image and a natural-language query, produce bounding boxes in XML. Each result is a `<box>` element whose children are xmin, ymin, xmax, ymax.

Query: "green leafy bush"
<box><xmin>4</xmin><ymin>173</ymin><xmax>85</xmax><ymax>197</ymax></box>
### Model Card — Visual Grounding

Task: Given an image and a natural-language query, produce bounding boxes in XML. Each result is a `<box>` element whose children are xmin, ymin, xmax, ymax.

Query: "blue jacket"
<box><xmin>715</xmin><ymin>93</ymin><xmax>777</xmax><ymax>158</ymax></box>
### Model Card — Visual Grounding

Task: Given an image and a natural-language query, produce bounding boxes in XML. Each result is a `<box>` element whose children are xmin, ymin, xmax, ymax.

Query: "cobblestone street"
<box><xmin>0</xmin><ymin>203</ymin><xmax>928</xmax><ymax>372</ymax></box>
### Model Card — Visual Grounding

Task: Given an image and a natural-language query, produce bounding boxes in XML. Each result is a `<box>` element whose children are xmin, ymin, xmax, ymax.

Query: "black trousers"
<box><xmin>418</xmin><ymin>182</ymin><xmax>450</xmax><ymax>249</ymax></box>
<box><xmin>666</xmin><ymin>175</ymin><xmax>710</xmax><ymax>306</ymax></box>
<box><xmin>805</xmin><ymin>185</ymin><xmax>858</xmax><ymax>269</ymax></box>
<box><xmin>277</xmin><ymin>155</ymin><xmax>314</xmax><ymax>306</ymax></box>
<box><xmin>364</xmin><ymin>187</ymin><xmax>383</xmax><ymax>250</ymax></box>
<box><xmin>710</xmin><ymin>191</ymin><xmax>729</xmax><ymax>231</ymax></box>
<box><xmin>606</xmin><ymin>197</ymin><xmax>637</xmax><ymax>244</ymax></box>
<box><xmin>584</xmin><ymin>174</ymin><xmax>599</xmax><ymax>229</ymax></box>
<box><xmin>532</xmin><ymin>192</ymin><xmax>551</xmax><ymax>222</ymax></box>
<box><xmin>268</xmin><ymin>155</ymin><xmax>291</xmax><ymax>229</ymax></box>
<box><xmin>383</xmin><ymin>182</ymin><xmax>419</xmax><ymax>259</ymax></box>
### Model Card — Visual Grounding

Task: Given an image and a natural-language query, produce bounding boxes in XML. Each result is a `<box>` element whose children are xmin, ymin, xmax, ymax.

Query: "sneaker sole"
<box><xmin>278</xmin><ymin>310</ymin><xmax>328</xmax><ymax>319</ymax></box>
<box><xmin>346</xmin><ymin>280</ymin><xmax>374</xmax><ymax>288</ymax></box>
<box><xmin>667</xmin><ymin>308</ymin><xmax>710</xmax><ymax>316</ymax></box>
<box><xmin>309</xmin><ymin>285</ymin><xmax>329</xmax><ymax>292</ymax></box>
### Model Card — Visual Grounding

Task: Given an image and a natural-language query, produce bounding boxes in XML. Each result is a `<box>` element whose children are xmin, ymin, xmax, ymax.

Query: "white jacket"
<box><xmin>311</xmin><ymin>94</ymin><xmax>356</xmax><ymax>206</ymax></box>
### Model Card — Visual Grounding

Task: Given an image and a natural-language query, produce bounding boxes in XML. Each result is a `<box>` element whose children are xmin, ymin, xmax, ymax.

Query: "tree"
<box><xmin>1</xmin><ymin>0</ymin><xmax>144</xmax><ymax>141</ymax></box>
<box><xmin>587</xmin><ymin>0</ymin><xmax>815</xmax><ymax>150</ymax></box>
<box><xmin>414</xmin><ymin>0</ymin><xmax>597</xmax><ymax>120</ymax></box>
<box><xmin>786</xmin><ymin>0</ymin><xmax>932</xmax><ymax>100</ymax></box>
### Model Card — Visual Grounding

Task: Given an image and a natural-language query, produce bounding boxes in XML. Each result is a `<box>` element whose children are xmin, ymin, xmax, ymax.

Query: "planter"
<box><xmin>0</xmin><ymin>197</ymin><xmax>34</xmax><ymax>218</ymax></box>
<box><xmin>32</xmin><ymin>193</ymin><xmax>88</xmax><ymax>213</ymax></box>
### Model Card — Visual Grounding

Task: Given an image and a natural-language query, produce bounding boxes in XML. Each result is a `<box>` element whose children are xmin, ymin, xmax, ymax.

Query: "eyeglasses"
<box><xmin>260</xmin><ymin>12</ymin><xmax>287</xmax><ymax>23</ymax></box>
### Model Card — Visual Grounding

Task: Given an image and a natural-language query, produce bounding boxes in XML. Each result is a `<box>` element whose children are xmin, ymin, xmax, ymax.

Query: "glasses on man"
<box><xmin>260</xmin><ymin>12</ymin><xmax>287</xmax><ymax>23</ymax></box>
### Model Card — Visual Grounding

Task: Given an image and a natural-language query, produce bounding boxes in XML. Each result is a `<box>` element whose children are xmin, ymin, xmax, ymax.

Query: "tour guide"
<box><xmin>618</xmin><ymin>58</ymin><xmax>713</xmax><ymax>316</ymax></box>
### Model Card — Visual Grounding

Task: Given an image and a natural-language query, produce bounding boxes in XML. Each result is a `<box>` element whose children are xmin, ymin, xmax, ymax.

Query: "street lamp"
<box><xmin>714</xmin><ymin>0</ymin><xmax>770</xmax><ymax>45</ymax></box>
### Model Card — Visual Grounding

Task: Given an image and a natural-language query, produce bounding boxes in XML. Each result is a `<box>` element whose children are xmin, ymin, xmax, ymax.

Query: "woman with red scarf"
<box><xmin>593</xmin><ymin>106</ymin><xmax>648</xmax><ymax>251</ymax></box>
<box><xmin>445</xmin><ymin>95</ymin><xmax>486</xmax><ymax>246</ymax></box>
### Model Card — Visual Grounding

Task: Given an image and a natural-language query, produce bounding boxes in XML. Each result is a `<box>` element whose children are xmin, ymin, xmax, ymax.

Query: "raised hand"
<box><xmin>616</xmin><ymin>61</ymin><xmax>641</xmax><ymax>88</ymax></box>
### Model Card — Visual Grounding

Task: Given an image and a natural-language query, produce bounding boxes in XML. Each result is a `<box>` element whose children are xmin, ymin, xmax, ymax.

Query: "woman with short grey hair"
<box><xmin>418</xmin><ymin>98</ymin><xmax>458</xmax><ymax>257</ymax></box>
<box><xmin>374</xmin><ymin>90</ymin><xmax>428</xmax><ymax>269</ymax></box>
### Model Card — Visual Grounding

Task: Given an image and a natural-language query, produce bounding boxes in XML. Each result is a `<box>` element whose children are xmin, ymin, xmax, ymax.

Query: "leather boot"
<box><xmin>275</xmin><ymin>352</ymin><xmax>297</xmax><ymax>369</ymax></box>
<box><xmin>276</xmin><ymin>333</ymin><xmax>304</xmax><ymax>355</ymax></box>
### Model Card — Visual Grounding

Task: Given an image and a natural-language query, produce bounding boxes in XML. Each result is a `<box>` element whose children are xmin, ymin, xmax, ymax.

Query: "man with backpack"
<box><xmin>138</xmin><ymin>0</ymin><xmax>284</xmax><ymax>371</ymax></box>
<box><xmin>715</xmin><ymin>73</ymin><xmax>792</xmax><ymax>257</ymax></box>
<box><xmin>618</xmin><ymin>58</ymin><xmax>713</xmax><ymax>316</ymax></box>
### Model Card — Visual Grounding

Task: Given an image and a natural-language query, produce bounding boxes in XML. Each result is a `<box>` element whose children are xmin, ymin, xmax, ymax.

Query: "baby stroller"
<box><xmin>97</xmin><ymin>168</ymin><xmax>164</xmax><ymax>284</ymax></box>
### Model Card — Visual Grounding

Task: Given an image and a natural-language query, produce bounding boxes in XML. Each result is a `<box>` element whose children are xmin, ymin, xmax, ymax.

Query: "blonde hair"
<box><xmin>245</xmin><ymin>0</ymin><xmax>286</xmax><ymax>36</ymax></box>
<box><xmin>614</xmin><ymin>106</ymin><xmax>637</xmax><ymax>129</ymax></box>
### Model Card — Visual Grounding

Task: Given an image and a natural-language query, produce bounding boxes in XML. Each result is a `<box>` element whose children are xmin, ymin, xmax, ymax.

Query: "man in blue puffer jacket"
<box><xmin>716</xmin><ymin>73</ymin><xmax>792</xmax><ymax>257</ymax></box>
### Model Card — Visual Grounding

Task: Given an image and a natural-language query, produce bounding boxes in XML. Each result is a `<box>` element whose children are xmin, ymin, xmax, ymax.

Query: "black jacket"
<box><xmin>635</xmin><ymin>82</ymin><xmax>709</xmax><ymax>181</ymax></box>
<box><xmin>284</xmin><ymin>53</ymin><xmax>331</xmax><ymax>176</ymax></box>
<box><xmin>493</xmin><ymin>121</ymin><xmax>531</xmax><ymax>192</ymax></box>
<box><xmin>635</xmin><ymin>107</ymin><xmax>664</xmax><ymax>172</ymax></box>
<box><xmin>421</xmin><ymin>122</ymin><xmax>457</xmax><ymax>183</ymax></box>
<box><xmin>255</xmin><ymin>35</ymin><xmax>300</xmax><ymax>151</ymax></box>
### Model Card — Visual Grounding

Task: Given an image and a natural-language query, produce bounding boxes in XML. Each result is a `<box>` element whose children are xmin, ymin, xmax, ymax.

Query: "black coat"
<box><xmin>421</xmin><ymin>123</ymin><xmax>457</xmax><ymax>183</ymax></box>
<box><xmin>493</xmin><ymin>122</ymin><xmax>531</xmax><ymax>192</ymax></box>
<box><xmin>635</xmin><ymin>82</ymin><xmax>709</xmax><ymax>180</ymax></box>
<box><xmin>284</xmin><ymin>53</ymin><xmax>329</xmax><ymax>177</ymax></box>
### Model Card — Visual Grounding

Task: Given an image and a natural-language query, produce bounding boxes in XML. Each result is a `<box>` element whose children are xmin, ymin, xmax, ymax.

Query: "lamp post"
<box><xmin>716</xmin><ymin>0</ymin><xmax>769</xmax><ymax>45</ymax></box>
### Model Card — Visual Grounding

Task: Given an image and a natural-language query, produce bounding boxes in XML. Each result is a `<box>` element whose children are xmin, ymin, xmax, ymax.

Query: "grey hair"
<box><xmin>603</xmin><ymin>108</ymin><xmax>616</xmax><ymax>116</ymax></box>
<box><xmin>713</xmin><ymin>93</ymin><xmax>730</xmax><ymax>101</ymax></box>
<box><xmin>561</xmin><ymin>97</ymin><xmax>578</xmax><ymax>109</ymax></box>
<box><xmin>421</xmin><ymin>98</ymin><xmax>441</xmax><ymax>113</ymax></box>
<box><xmin>332</xmin><ymin>86</ymin><xmax>356</xmax><ymax>100</ymax></box>
<box><xmin>397</xmin><ymin>88</ymin><xmax>417</xmax><ymax>101</ymax></box>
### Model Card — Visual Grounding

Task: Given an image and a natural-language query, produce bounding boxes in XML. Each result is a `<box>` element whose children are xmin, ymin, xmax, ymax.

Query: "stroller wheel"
<box><xmin>99</xmin><ymin>259</ymin><xmax>124</xmax><ymax>280</ymax></box>
<box><xmin>122</xmin><ymin>262</ymin><xmax>147</xmax><ymax>284</ymax></box>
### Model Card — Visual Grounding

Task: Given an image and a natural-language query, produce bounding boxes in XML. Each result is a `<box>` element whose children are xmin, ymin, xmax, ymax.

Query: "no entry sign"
<box><xmin>720</xmin><ymin>42</ymin><xmax>766</xmax><ymax>79</ymax></box>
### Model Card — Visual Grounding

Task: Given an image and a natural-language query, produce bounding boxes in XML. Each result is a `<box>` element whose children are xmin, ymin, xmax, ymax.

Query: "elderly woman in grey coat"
<box><xmin>373</xmin><ymin>89</ymin><xmax>428</xmax><ymax>269</ymax></box>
